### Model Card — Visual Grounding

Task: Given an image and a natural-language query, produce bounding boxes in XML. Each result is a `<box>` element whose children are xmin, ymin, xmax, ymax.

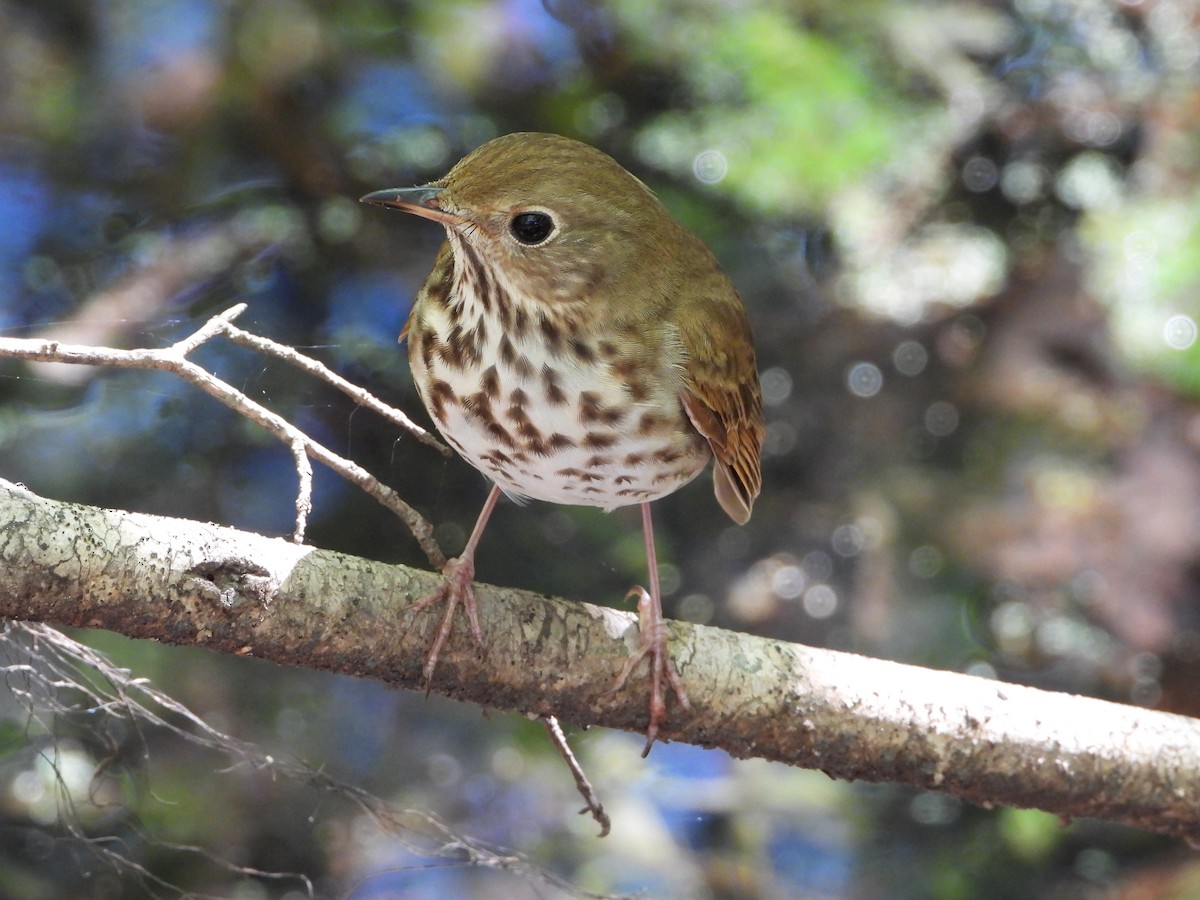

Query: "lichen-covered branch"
<box><xmin>2</xmin><ymin>477</ymin><xmax>1197</xmax><ymax>843</ymax></box>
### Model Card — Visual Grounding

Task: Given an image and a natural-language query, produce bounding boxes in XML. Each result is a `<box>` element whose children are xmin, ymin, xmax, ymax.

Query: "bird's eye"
<box><xmin>509</xmin><ymin>211</ymin><xmax>554</xmax><ymax>245</ymax></box>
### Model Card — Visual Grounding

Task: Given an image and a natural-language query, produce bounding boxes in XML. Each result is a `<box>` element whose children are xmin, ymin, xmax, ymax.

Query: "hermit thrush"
<box><xmin>362</xmin><ymin>132</ymin><xmax>763</xmax><ymax>752</ymax></box>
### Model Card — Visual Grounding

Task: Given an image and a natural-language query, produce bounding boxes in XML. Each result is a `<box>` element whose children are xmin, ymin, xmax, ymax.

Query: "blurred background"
<box><xmin>2</xmin><ymin>0</ymin><xmax>1200</xmax><ymax>896</ymax></box>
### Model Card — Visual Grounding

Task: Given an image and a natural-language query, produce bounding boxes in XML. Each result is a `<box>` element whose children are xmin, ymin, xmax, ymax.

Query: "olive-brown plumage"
<box><xmin>362</xmin><ymin>133</ymin><xmax>763</xmax><ymax>751</ymax></box>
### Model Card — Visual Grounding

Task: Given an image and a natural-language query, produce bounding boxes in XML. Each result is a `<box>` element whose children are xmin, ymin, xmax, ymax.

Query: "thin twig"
<box><xmin>216</xmin><ymin>319</ymin><xmax>449</xmax><ymax>456</ymax></box>
<box><xmin>541</xmin><ymin>716</ymin><xmax>610</xmax><ymax>837</ymax></box>
<box><xmin>0</xmin><ymin>310</ymin><xmax>446</xmax><ymax>567</ymax></box>
<box><xmin>287</xmin><ymin>435</ymin><xmax>314</xmax><ymax>544</ymax></box>
<box><xmin>5</xmin><ymin>622</ymin><xmax>618</xmax><ymax>899</ymax></box>
<box><xmin>172</xmin><ymin>304</ymin><xmax>248</xmax><ymax>355</ymax></box>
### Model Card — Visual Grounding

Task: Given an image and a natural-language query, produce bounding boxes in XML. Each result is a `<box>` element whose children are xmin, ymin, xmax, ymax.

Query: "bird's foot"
<box><xmin>410</xmin><ymin>554</ymin><xmax>485</xmax><ymax>688</ymax></box>
<box><xmin>610</xmin><ymin>586</ymin><xmax>690</xmax><ymax>756</ymax></box>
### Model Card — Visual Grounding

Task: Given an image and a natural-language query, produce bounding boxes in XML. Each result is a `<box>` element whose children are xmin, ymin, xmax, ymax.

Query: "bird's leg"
<box><xmin>411</xmin><ymin>483</ymin><xmax>502</xmax><ymax>686</ymax></box>
<box><xmin>611</xmin><ymin>502</ymin><xmax>690</xmax><ymax>755</ymax></box>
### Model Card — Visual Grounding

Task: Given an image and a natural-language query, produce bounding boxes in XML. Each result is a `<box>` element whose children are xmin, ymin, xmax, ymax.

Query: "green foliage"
<box><xmin>1086</xmin><ymin>192</ymin><xmax>1200</xmax><ymax>392</ymax></box>
<box><xmin>1000</xmin><ymin>808</ymin><xmax>1063</xmax><ymax>863</ymax></box>
<box><xmin>615</xmin><ymin>2</ymin><xmax>909</xmax><ymax>214</ymax></box>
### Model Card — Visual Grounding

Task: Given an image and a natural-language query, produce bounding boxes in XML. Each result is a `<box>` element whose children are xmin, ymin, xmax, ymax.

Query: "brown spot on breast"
<box><xmin>627</xmin><ymin>380</ymin><xmax>650</xmax><ymax>402</ymax></box>
<box><xmin>579</xmin><ymin>391</ymin><xmax>602</xmax><ymax>422</ymax></box>
<box><xmin>571</xmin><ymin>339</ymin><xmax>596</xmax><ymax>364</ymax></box>
<box><xmin>462</xmin><ymin>391</ymin><xmax>495</xmax><ymax>423</ymax></box>
<box><xmin>598</xmin><ymin>340</ymin><xmax>618</xmax><ymax>358</ymax></box>
<box><xmin>653</xmin><ymin>447</ymin><xmax>682</xmax><ymax>464</ymax></box>
<box><xmin>615</xmin><ymin>475</ymin><xmax>634</xmax><ymax>485</ymax></box>
<box><xmin>548</xmin><ymin>433</ymin><xmax>576</xmax><ymax>450</ymax></box>
<box><xmin>494</xmin><ymin>282</ymin><xmax>512</xmax><ymax>325</ymax></box>
<box><xmin>513</xmin><ymin>306</ymin><xmax>529</xmax><ymax>336</ymax></box>
<box><xmin>542</xmin><ymin>366</ymin><xmax>567</xmax><ymax>405</ymax></box>
<box><xmin>638</xmin><ymin>411</ymin><xmax>673</xmax><ymax>435</ymax></box>
<box><xmin>498</xmin><ymin>334</ymin><xmax>517</xmax><ymax>366</ymax></box>
<box><xmin>583</xmin><ymin>432</ymin><xmax>618</xmax><ymax>450</ymax></box>
<box><xmin>556</xmin><ymin>467</ymin><xmax>584</xmax><ymax>478</ymax></box>
<box><xmin>506</xmin><ymin>390</ymin><xmax>531</xmax><ymax>423</ymax></box>
<box><xmin>424</xmin><ymin>273</ymin><xmax>451</xmax><ymax>309</ymax></box>
<box><xmin>516</xmin><ymin>421</ymin><xmax>542</xmax><ymax>442</ymax></box>
<box><xmin>440</xmin><ymin>324</ymin><xmax>482</xmax><ymax>370</ymax></box>
<box><xmin>524</xmin><ymin>429</ymin><xmax>555</xmax><ymax>456</ymax></box>
<box><xmin>585</xmin><ymin>455</ymin><xmax>612</xmax><ymax>468</ymax></box>
<box><xmin>612</xmin><ymin>358</ymin><xmax>637</xmax><ymax>379</ymax></box>
<box><xmin>418</xmin><ymin>334</ymin><xmax>437</xmax><ymax>372</ymax></box>
<box><xmin>538</xmin><ymin>313</ymin><xmax>563</xmax><ymax>350</ymax></box>
<box><xmin>480</xmin><ymin>365</ymin><xmax>500</xmax><ymax>398</ymax></box>
<box><xmin>459</xmin><ymin>243</ymin><xmax>490</xmax><ymax>310</ymax></box>
<box><xmin>579</xmin><ymin>391</ymin><xmax>626</xmax><ymax>426</ymax></box>
<box><xmin>624</xmin><ymin>452</ymin><xmax>644</xmax><ymax>466</ymax></box>
<box><xmin>480</xmin><ymin>449</ymin><xmax>512</xmax><ymax>466</ymax></box>
<box><xmin>429</xmin><ymin>380</ymin><xmax>455</xmax><ymax>424</ymax></box>
<box><xmin>486</xmin><ymin>422</ymin><xmax>517</xmax><ymax>447</ymax></box>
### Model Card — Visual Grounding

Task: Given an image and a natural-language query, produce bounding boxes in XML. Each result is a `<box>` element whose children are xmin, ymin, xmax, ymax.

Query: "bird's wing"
<box><xmin>676</xmin><ymin>285</ymin><xmax>764</xmax><ymax>525</ymax></box>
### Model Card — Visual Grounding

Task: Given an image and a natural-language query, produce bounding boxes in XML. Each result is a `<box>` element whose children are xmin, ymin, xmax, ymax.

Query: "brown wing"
<box><xmin>677</xmin><ymin>280</ymin><xmax>764</xmax><ymax>525</ymax></box>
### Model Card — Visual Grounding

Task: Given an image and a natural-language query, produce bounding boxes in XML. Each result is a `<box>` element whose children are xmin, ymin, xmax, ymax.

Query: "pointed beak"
<box><xmin>359</xmin><ymin>185</ymin><xmax>461</xmax><ymax>226</ymax></box>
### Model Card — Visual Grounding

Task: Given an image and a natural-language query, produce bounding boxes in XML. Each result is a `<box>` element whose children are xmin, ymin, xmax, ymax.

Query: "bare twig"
<box><xmin>5</xmin><ymin>621</ymin><xmax>613</xmax><ymax>899</ymax></box>
<box><xmin>542</xmin><ymin>716</ymin><xmax>610</xmax><ymax>837</ymax></box>
<box><xmin>216</xmin><ymin>319</ymin><xmax>449</xmax><ymax>456</ymax></box>
<box><xmin>287</xmin><ymin>434</ymin><xmax>314</xmax><ymax>542</ymax></box>
<box><xmin>0</xmin><ymin>308</ymin><xmax>446</xmax><ymax>566</ymax></box>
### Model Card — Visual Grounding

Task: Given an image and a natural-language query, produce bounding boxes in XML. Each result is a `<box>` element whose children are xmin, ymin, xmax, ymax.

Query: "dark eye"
<box><xmin>509</xmin><ymin>211</ymin><xmax>554</xmax><ymax>245</ymax></box>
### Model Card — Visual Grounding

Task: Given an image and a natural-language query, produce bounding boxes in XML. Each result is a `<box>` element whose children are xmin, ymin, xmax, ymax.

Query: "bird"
<box><xmin>361</xmin><ymin>132</ymin><xmax>763</xmax><ymax>752</ymax></box>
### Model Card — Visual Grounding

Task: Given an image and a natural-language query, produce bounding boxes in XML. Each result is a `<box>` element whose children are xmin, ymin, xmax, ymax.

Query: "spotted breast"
<box><xmin>406</xmin><ymin>236</ymin><xmax>711</xmax><ymax>510</ymax></box>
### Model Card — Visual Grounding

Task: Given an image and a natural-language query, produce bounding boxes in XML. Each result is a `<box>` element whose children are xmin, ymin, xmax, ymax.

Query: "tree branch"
<box><xmin>2</xmin><ymin>478</ymin><xmax>1197</xmax><ymax>844</ymax></box>
<box><xmin>0</xmin><ymin>307</ymin><xmax>445</xmax><ymax>565</ymax></box>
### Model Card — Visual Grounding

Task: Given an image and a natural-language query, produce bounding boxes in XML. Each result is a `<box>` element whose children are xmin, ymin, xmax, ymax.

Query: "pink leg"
<box><xmin>412</xmin><ymin>484</ymin><xmax>502</xmax><ymax>686</ymax></box>
<box><xmin>612</xmin><ymin>502</ymin><xmax>690</xmax><ymax>755</ymax></box>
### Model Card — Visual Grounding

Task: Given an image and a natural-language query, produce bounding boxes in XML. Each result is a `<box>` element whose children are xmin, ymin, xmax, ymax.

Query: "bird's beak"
<box><xmin>359</xmin><ymin>185</ymin><xmax>462</xmax><ymax>226</ymax></box>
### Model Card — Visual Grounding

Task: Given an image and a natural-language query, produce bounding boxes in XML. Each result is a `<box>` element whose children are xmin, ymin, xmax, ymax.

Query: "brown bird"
<box><xmin>361</xmin><ymin>132</ymin><xmax>763</xmax><ymax>752</ymax></box>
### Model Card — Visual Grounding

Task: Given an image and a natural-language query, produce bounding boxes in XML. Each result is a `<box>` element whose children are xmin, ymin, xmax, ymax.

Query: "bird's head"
<box><xmin>361</xmin><ymin>132</ymin><xmax>683</xmax><ymax>305</ymax></box>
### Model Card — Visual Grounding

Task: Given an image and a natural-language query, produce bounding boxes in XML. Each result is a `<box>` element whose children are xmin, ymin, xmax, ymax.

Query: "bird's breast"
<box><xmin>407</xmin><ymin>287</ymin><xmax>709</xmax><ymax>510</ymax></box>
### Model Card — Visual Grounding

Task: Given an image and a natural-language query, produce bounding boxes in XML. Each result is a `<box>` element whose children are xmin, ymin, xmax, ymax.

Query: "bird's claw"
<box><xmin>411</xmin><ymin>555</ymin><xmax>485</xmax><ymax>690</ymax></box>
<box><xmin>610</xmin><ymin>585</ymin><xmax>690</xmax><ymax>756</ymax></box>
